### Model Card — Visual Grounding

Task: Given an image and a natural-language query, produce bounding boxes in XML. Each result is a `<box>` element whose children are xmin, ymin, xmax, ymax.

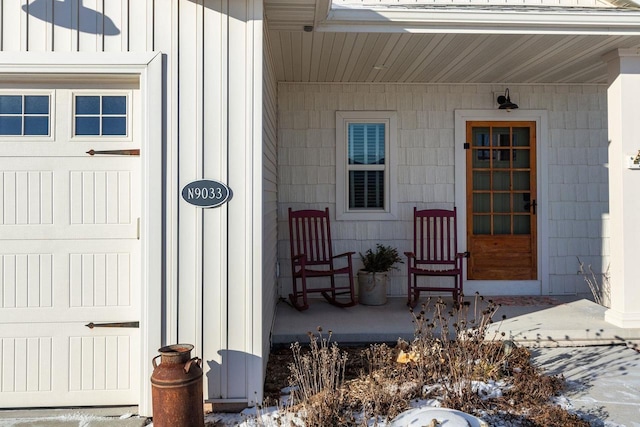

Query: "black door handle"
<box><xmin>524</xmin><ymin>200</ymin><xmax>537</xmax><ymax>215</ymax></box>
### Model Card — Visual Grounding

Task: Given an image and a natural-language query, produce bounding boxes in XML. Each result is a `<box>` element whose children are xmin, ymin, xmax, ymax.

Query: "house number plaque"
<box><xmin>182</xmin><ymin>179</ymin><xmax>232</xmax><ymax>208</ymax></box>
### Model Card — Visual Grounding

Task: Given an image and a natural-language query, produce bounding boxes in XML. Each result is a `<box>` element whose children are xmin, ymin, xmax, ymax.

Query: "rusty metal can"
<box><xmin>151</xmin><ymin>344</ymin><xmax>205</xmax><ymax>427</ymax></box>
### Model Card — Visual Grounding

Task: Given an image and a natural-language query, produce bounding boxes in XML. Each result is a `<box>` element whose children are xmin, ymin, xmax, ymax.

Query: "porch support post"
<box><xmin>604</xmin><ymin>48</ymin><xmax>640</xmax><ymax>328</ymax></box>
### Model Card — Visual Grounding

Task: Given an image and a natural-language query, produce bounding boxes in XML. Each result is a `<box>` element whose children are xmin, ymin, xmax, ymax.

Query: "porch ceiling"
<box><xmin>264</xmin><ymin>1</ymin><xmax>640</xmax><ymax>84</ymax></box>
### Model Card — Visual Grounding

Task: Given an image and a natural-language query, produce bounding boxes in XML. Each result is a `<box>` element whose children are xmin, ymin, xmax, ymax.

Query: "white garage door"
<box><xmin>0</xmin><ymin>80</ymin><xmax>141</xmax><ymax>407</ymax></box>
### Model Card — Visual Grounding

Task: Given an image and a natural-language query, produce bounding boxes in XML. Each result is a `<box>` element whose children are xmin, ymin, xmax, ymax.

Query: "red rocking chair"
<box><xmin>405</xmin><ymin>207</ymin><xmax>466</xmax><ymax>307</ymax></box>
<box><xmin>288</xmin><ymin>208</ymin><xmax>357</xmax><ymax>311</ymax></box>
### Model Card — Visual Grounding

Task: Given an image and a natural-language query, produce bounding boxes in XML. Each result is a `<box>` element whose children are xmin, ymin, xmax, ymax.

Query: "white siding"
<box><xmin>277</xmin><ymin>83</ymin><xmax>609</xmax><ymax>297</ymax></box>
<box><xmin>1</xmin><ymin>0</ymin><xmax>266</xmax><ymax>410</ymax></box>
<box><xmin>1</xmin><ymin>0</ymin><xmax>151</xmax><ymax>53</ymax></box>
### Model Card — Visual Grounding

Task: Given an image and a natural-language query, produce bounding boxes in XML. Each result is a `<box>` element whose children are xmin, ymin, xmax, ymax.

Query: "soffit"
<box><xmin>264</xmin><ymin>0</ymin><xmax>640</xmax><ymax>84</ymax></box>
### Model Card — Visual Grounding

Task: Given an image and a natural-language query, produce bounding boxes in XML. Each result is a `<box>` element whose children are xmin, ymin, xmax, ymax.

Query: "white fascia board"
<box><xmin>321</xmin><ymin>7</ymin><xmax>640</xmax><ymax>35</ymax></box>
<box><xmin>0</xmin><ymin>52</ymin><xmax>160</xmax><ymax>72</ymax></box>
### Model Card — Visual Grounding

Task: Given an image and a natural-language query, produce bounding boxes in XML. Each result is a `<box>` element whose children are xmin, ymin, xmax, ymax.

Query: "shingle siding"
<box><xmin>278</xmin><ymin>82</ymin><xmax>609</xmax><ymax>298</ymax></box>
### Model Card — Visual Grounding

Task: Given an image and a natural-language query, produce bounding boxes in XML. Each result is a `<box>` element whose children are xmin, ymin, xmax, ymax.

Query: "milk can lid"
<box><xmin>157</xmin><ymin>344</ymin><xmax>194</xmax><ymax>355</ymax></box>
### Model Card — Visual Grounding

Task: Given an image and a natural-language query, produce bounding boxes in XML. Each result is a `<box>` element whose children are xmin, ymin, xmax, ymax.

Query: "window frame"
<box><xmin>0</xmin><ymin>90</ymin><xmax>54</xmax><ymax>140</ymax></box>
<box><xmin>336</xmin><ymin>111</ymin><xmax>398</xmax><ymax>220</ymax></box>
<box><xmin>71</xmin><ymin>91</ymin><xmax>132</xmax><ymax>140</ymax></box>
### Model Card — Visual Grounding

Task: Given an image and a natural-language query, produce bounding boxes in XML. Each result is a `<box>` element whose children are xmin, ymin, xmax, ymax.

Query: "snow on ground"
<box><xmin>198</xmin><ymin>380</ymin><xmax>617</xmax><ymax>427</ymax></box>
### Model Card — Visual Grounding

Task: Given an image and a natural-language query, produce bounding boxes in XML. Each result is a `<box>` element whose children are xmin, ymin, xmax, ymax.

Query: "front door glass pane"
<box><xmin>473</xmin><ymin>216</ymin><xmax>490</xmax><ymax>234</ymax></box>
<box><xmin>493</xmin><ymin>193</ymin><xmax>510</xmax><ymax>213</ymax></box>
<box><xmin>473</xmin><ymin>171</ymin><xmax>490</xmax><ymax>190</ymax></box>
<box><xmin>513</xmin><ymin>149</ymin><xmax>530</xmax><ymax>169</ymax></box>
<box><xmin>471</xmin><ymin>125</ymin><xmax>532</xmax><ymax>236</ymax></box>
<box><xmin>493</xmin><ymin>215</ymin><xmax>511</xmax><ymax>234</ymax></box>
<box><xmin>512</xmin><ymin>127</ymin><xmax>530</xmax><ymax>146</ymax></box>
<box><xmin>514</xmin><ymin>216</ymin><xmax>531</xmax><ymax>234</ymax></box>
<box><xmin>473</xmin><ymin>194</ymin><xmax>490</xmax><ymax>213</ymax></box>
<box><xmin>492</xmin><ymin>171</ymin><xmax>510</xmax><ymax>191</ymax></box>
<box><xmin>512</xmin><ymin>171</ymin><xmax>530</xmax><ymax>190</ymax></box>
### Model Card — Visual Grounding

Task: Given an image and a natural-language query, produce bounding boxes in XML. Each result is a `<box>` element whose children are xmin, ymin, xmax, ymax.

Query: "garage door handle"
<box><xmin>85</xmin><ymin>321</ymin><xmax>140</xmax><ymax>329</ymax></box>
<box><xmin>86</xmin><ymin>149</ymin><xmax>140</xmax><ymax>156</ymax></box>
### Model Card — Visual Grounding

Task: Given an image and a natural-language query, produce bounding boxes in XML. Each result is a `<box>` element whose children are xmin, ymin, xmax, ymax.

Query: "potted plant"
<box><xmin>357</xmin><ymin>244</ymin><xmax>403</xmax><ymax>305</ymax></box>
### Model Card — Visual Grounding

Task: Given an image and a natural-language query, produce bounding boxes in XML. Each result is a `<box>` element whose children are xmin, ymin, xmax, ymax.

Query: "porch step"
<box><xmin>272</xmin><ymin>297</ymin><xmax>640</xmax><ymax>348</ymax></box>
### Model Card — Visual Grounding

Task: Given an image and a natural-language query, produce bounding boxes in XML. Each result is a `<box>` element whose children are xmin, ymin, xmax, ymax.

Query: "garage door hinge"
<box><xmin>85</xmin><ymin>321</ymin><xmax>140</xmax><ymax>329</ymax></box>
<box><xmin>86</xmin><ymin>149</ymin><xmax>140</xmax><ymax>156</ymax></box>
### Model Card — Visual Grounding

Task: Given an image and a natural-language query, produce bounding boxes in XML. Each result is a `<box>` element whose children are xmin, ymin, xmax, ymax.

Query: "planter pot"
<box><xmin>357</xmin><ymin>270</ymin><xmax>388</xmax><ymax>305</ymax></box>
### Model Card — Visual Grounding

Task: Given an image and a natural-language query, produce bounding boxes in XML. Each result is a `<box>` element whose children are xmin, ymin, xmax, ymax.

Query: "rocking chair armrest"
<box><xmin>404</xmin><ymin>251</ymin><xmax>416</xmax><ymax>259</ymax></box>
<box><xmin>291</xmin><ymin>254</ymin><xmax>307</xmax><ymax>265</ymax></box>
<box><xmin>333</xmin><ymin>251</ymin><xmax>355</xmax><ymax>260</ymax></box>
<box><xmin>455</xmin><ymin>252</ymin><xmax>469</xmax><ymax>268</ymax></box>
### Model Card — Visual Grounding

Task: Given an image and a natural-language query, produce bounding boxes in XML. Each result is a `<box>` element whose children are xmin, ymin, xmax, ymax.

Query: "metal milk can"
<box><xmin>151</xmin><ymin>344</ymin><xmax>204</xmax><ymax>427</ymax></box>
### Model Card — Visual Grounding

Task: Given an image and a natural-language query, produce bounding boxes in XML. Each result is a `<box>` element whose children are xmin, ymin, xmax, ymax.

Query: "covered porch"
<box><xmin>271</xmin><ymin>295</ymin><xmax>640</xmax><ymax>347</ymax></box>
<box><xmin>264</xmin><ymin>0</ymin><xmax>640</xmax><ymax>328</ymax></box>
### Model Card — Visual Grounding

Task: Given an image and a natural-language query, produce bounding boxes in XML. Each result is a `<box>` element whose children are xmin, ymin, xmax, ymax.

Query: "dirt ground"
<box><xmin>263</xmin><ymin>344</ymin><xmax>369</xmax><ymax>404</ymax></box>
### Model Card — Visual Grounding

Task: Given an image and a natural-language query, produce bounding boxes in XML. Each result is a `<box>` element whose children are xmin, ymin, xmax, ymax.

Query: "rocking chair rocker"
<box><xmin>405</xmin><ymin>207</ymin><xmax>466</xmax><ymax>308</ymax></box>
<box><xmin>288</xmin><ymin>208</ymin><xmax>357</xmax><ymax>311</ymax></box>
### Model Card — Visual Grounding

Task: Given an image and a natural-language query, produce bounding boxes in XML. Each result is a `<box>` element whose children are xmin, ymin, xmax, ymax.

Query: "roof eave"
<box><xmin>319</xmin><ymin>7</ymin><xmax>640</xmax><ymax>35</ymax></box>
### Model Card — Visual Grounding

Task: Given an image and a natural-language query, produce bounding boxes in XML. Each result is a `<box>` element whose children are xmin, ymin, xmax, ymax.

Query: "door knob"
<box><xmin>524</xmin><ymin>200</ymin><xmax>537</xmax><ymax>214</ymax></box>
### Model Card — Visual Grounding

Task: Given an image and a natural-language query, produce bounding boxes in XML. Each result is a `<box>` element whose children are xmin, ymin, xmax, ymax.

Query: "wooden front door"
<box><xmin>466</xmin><ymin>121</ymin><xmax>537</xmax><ymax>280</ymax></box>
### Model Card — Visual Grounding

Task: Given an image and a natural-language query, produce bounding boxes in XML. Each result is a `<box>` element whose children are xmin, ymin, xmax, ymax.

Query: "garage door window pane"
<box><xmin>0</xmin><ymin>96</ymin><xmax>22</xmax><ymax>114</ymax></box>
<box><xmin>0</xmin><ymin>116</ymin><xmax>21</xmax><ymax>135</ymax></box>
<box><xmin>75</xmin><ymin>95</ymin><xmax>127</xmax><ymax>136</ymax></box>
<box><xmin>25</xmin><ymin>96</ymin><xmax>49</xmax><ymax>114</ymax></box>
<box><xmin>24</xmin><ymin>116</ymin><xmax>49</xmax><ymax>135</ymax></box>
<box><xmin>76</xmin><ymin>117</ymin><xmax>100</xmax><ymax>135</ymax></box>
<box><xmin>102</xmin><ymin>96</ymin><xmax>126</xmax><ymax>115</ymax></box>
<box><xmin>0</xmin><ymin>95</ymin><xmax>50</xmax><ymax>136</ymax></box>
<box><xmin>76</xmin><ymin>96</ymin><xmax>100</xmax><ymax>115</ymax></box>
<box><xmin>102</xmin><ymin>117</ymin><xmax>126</xmax><ymax>135</ymax></box>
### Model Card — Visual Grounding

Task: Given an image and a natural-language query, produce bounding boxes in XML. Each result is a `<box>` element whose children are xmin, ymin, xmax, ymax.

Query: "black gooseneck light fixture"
<box><xmin>497</xmin><ymin>88</ymin><xmax>518</xmax><ymax>110</ymax></box>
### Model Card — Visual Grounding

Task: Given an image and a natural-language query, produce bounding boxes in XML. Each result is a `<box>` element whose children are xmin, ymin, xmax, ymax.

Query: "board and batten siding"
<box><xmin>0</xmin><ymin>0</ymin><xmax>152</xmax><ymax>52</ymax></box>
<box><xmin>1</xmin><ymin>0</ymin><xmax>267</xmax><ymax>411</ymax></box>
<box><xmin>277</xmin><ymin>83</ymin><xmax>610</xmax><ymax>298</ymax></box>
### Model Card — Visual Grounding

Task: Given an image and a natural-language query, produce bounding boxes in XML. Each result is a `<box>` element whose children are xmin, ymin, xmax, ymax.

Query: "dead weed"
<box><xmin>266</xmin><ymin>295</ymin><xmax>590</xmax><ymax>426</ymax></box>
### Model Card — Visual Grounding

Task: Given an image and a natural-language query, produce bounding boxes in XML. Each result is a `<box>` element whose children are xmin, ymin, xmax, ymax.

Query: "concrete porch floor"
<box><xmin>272</xmin><ymin>295</ymin><xmax>640</xmax><ymax>348</ymax></box>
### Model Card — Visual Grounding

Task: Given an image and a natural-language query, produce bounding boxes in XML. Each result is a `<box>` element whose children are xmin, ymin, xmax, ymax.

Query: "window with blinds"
<box><xmin>336</xmin><ymin>111</ymin><xmax>397</xmax><ymax>221</ymax></box>
<box><xmin>348</xmin><ymin>123</ymin><xmax>385</xmax><ymax>209</ymax></box>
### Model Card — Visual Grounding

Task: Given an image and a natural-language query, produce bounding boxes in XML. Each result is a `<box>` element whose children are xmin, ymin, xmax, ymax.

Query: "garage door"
<box><xmin>0</xmin><ymin>81</ymin><xmax>141</xmax><ymax>407</ymax></box>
